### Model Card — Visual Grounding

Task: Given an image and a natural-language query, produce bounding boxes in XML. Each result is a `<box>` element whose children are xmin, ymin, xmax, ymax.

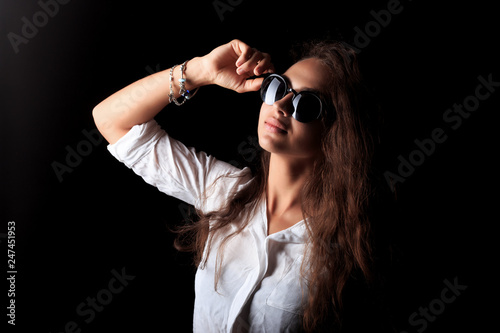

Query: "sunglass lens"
<box><xmin>261</xmin><ymin>76</ymin><xmax>286</xmax><ymax>105</ymax></box>
<box><xmin>292</xmin><ymin>93</ymin><xmax>322</xmax><ymax>123</ymax></box>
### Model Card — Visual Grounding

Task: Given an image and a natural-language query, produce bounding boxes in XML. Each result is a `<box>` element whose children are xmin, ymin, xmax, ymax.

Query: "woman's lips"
<box><xmin>264</xmin><ymin>118</ymin><xmax>288</xmax><ymax>134</ymax></box>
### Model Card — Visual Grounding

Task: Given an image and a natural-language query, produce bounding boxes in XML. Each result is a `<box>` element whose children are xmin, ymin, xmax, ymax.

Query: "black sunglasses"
<box><xmin>260</xmin><ymin>74</ymin><xmax>327</xmax><ymax>123</ymax></box>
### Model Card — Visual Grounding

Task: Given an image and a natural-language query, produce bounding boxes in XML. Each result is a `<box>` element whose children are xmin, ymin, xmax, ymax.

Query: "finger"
<box><xmin>237</xmin><ymin>77</ymin><xmax>264</xmax><ymax>93</ymax></box>
<box><xmin>237</xmin><ymin>50</ymin><xmax>265</xmax><ymax>75</ymax></box>
<box><xmin>233</xmin><ymin>40</ymin><xmax>254</xmax><ymax>67</ymax></box>
<box><xmin>254</xmin><ymin>53</ymin><xmax>274</xmax><ymax>75</ymax></box>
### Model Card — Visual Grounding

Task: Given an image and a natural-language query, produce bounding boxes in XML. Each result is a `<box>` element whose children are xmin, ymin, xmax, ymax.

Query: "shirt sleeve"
<box><xmin>107</xmin><ymin>119</ymin><xmax>252</xmax><ymax>212</ymax></box>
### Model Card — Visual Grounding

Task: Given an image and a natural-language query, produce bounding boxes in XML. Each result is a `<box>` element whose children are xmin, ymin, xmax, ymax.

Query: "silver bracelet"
<box><xmin>178</xmin><ymin>60</ymin><xmax>188</xmax><ymax>97</ymax></box>
<box><xmin>168</xmin><ymin>60</ymin><xmax>199</xmax><ymax>106</ymax></box>
<box><xmin>168</xmin><ymin>64</ymin><xmax>185</xmax><ymax>106</ymax></box>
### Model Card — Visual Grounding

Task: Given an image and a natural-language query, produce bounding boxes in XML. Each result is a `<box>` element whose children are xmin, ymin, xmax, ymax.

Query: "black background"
<box><xmin>2</xmin><ymin>0</ymin><xmax>498</xmax><ymax>332</ymax></box>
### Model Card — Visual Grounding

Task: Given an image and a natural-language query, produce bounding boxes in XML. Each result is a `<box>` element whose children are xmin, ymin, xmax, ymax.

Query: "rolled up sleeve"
<box><xmin>107</xmin><ymin>119</ymin><xmax>252</xmax><ymax>212</ymax></box>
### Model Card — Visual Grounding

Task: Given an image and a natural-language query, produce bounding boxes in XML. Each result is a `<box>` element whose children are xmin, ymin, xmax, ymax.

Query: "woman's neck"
<box><xmin>266</xmin><ymin>153</ymin><xmax>314</xmax><ymax>217</ymax></box>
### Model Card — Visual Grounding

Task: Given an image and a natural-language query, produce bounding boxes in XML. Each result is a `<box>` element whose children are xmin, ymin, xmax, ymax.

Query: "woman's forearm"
<box><xmin>92</xmin><ymin>56</ymin><xmax>209</xmax><ymax>144</ymax></box>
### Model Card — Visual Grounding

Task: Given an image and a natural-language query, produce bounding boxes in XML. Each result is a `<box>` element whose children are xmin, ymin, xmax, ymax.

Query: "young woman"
<box><xmin>93</xmin><ymin>39</ymin><xmax>380</xmax><ymax>332</ymax></box>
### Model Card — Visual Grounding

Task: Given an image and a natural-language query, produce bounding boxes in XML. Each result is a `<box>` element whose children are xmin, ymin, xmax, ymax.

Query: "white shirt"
<box><xmin>108</xmin><ymin>120</ymin><xmax>309</xmax><ymax>332</ymax></box>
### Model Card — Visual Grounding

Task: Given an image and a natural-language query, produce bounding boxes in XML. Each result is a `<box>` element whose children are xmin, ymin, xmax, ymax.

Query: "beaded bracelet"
<box><xmin>168</xmin><ymin>60</ymin><xmax>199</xmax><ymax>106</ymax></box>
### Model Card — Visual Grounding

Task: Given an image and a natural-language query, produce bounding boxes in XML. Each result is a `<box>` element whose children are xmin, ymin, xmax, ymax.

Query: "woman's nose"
<box><xmin>273</xmin><ymin>92</ymin><xmax>294</xmax><ymax>117</ymax></box>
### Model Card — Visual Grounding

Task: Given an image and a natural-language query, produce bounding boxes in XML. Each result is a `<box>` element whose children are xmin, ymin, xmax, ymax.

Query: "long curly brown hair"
<box><xmin>174</xmin><ymin>40</ymin><xmax>379</xmax><ymax>332</ymax></box>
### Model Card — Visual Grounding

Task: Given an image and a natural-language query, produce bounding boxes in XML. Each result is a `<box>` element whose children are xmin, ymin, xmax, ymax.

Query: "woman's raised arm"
<box><xmin>92</xmin><ymin>39</ymin><xmax>274</xmax><ymax>144</ymax></box>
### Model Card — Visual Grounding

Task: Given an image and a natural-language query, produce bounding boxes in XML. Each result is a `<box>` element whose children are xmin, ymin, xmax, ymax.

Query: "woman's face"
<box><xmin>257</xmin><ymin>57</ymin><xmax>330</xmax><ymax>160</ymax></box>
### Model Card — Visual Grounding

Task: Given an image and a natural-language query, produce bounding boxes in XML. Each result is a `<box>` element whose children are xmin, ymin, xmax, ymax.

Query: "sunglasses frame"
<box><xmin>260</xmin><ymin>73</ymin><xmax>326</xmax><ymax>123</ymax></box>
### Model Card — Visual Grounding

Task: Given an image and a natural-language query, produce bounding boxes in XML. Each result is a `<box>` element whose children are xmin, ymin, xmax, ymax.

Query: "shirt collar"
<box><xmin>258</xmin><ymin>201</ymin><xmax>309</xmax><ymax>244</ymax></box>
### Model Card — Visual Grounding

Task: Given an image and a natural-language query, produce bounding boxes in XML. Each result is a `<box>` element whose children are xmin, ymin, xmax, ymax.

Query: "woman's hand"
<box><xmin>201</xmin><ymin>39</ymin><xmax>275</xmax><ymax>93</ymax></box>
